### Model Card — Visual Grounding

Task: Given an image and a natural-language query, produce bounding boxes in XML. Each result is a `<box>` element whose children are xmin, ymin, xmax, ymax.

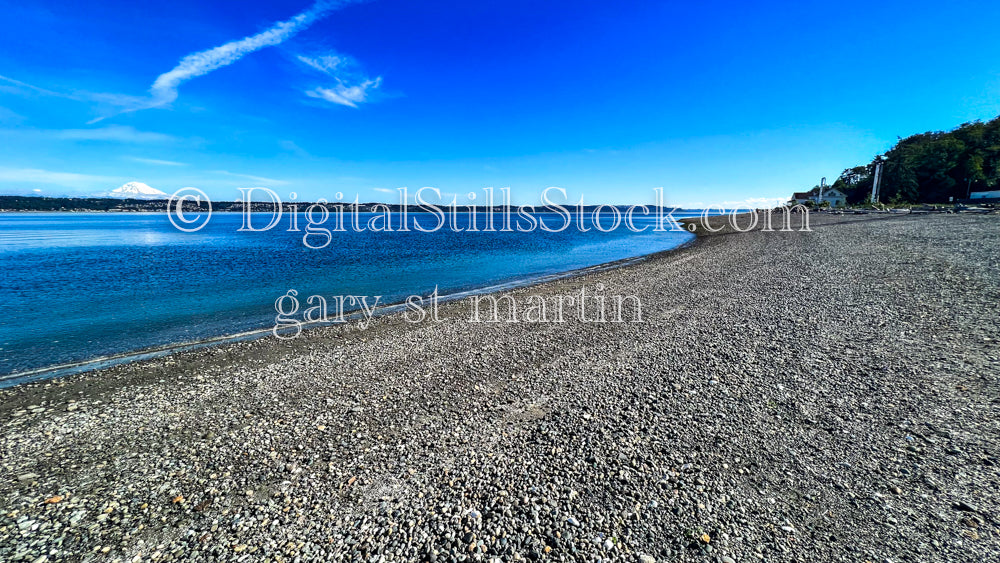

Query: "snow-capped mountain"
<box><xmin>101</xmin><ymin>182</ymin><xmax>169</xmax><ymax>200</ymax></box>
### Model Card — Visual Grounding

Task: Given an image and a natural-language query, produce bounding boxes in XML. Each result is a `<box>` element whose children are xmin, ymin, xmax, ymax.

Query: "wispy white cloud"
<box><xmin>0</xmin><ymin>74</ymin><xmax>68</xmax><ymax>98</ymax></box>
<box><xmin>129</xmin><ymin>156</ymin><xmax>186</xmax><ymax>166</ymax></box>
<box><xmin>0</xmin><ymin>126</ymin><xmax>176</xmax><ymax>145</ymax></box>
<box><xmin>87</xmin><ymin>0</ymin><xmax>352</xmax><ymax>121</ymax></box>
<box><xmin>297</xmin><ymin>54</ymin><xmax>349</xmax><ymax>74</ymax></box>
<box><xmin>0</xmin><ymin>167</ymin><xmax>119</xmax><ymax>188</ymax></box>
<box><xmin>5</xmin><ymin>2</ymin><xmax>378</xmax><ymax>123</ymax></box>
<box><xmin>151</xmin><ymin>2</ymin><xmax>343</xmax><ymax>107</ymax></box>
<box><xmin>372</xmin><ymin>187</ymin><xmax>395</xmax><ymax>194</ymax></box>
<box><xmin>306</xmin><ymin>78</ymin><xmax>381</xmax><ymax>108</ymax></box>
<box><xmin>83</xmin><ymin>93</ymin><xmax>154</xmax><ymax>122</ymax></box>
<box><xmin>0</xmin><ymin>74</ymin><xmax>155</xmax><ymax>123</ymax></box>
<box><xmin>0</xmin><ymin>106</ymin><xmax>25</xmax><ymax>124</ymax></box>
<box><xmin>53</xmin><ymin>125</ymin><xmax>175</xmax><ymax>143</ymax></box>
<box><xmin>299</xmin><ymin>50</ymin><xmax>382</xmax><ymax>108</ymax></box>
<box><xmin>211</xmin><ymin>170</ymin><xmax>289</xmax><ymax>185</ymax></box>
<box><xmin>279</xmin><ymin>139</ymin><xmax>310</xmax><ymax>157</ymax></box>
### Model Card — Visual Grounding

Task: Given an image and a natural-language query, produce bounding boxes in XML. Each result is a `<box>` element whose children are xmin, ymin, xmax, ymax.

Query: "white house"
<box><xmin>791</xmin><ymin>187</ymin><xmax>847</xmax><ymax>208</ymax></box>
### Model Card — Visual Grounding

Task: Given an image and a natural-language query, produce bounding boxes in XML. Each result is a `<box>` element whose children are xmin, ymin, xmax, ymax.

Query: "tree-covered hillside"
<box><xmin>826</xmin><ymin>116</ymin><xmax>1000</xmax><ymax>204</ymax></box>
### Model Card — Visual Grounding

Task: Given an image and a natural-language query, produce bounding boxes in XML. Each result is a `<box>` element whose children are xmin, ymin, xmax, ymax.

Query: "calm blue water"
<box><xmin>0</xmin><ymin>211</ymin><xmax>696</xmax><ymax>380</ymax></box>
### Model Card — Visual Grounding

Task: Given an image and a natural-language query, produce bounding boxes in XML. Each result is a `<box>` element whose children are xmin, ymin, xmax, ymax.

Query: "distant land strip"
<box><xmin>0</xmin><ymin>196</ymin><xmax>711</xmax><ymax>213</ymax></box>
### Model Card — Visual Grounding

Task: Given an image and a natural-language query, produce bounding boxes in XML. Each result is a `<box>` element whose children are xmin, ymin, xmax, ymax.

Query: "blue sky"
<box><xmin>1</xmin><ymin>0</ymin><xmax>999</xmax><ymax>207</ymax></box>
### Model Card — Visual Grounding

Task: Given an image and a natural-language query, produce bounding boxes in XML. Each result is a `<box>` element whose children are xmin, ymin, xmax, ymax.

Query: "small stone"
<box><xmin>639</xmin><ymin>554</ymin><xmax>656</xmax><ymax>563</ymax></box>
<box><xmin>17</xmin><ymin>473</ymin><xmax>39</xmax><ymax>483</ymax></box>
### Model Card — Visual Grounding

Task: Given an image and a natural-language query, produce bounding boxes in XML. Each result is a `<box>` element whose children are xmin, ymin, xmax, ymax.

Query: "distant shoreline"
<box><xmin>0</xmin><ymin>195</ymin><xmax>716</xmax><ymax>214</ymax></box>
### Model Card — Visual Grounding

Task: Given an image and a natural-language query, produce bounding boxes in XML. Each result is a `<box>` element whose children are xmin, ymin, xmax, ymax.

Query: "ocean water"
<box><xmin>0</xmin><ymin>211</ymin><xmax>698</xmax><ymax>382</ymax></box>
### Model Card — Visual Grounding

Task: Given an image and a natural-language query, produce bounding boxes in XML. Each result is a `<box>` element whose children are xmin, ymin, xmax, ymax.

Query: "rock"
<box><xmin>17</xmin><ymin>473</ymin><xmax>39</xmax><ymax>482</ymax></box>
<box><xmin>953</xmin><ymin>501</ymin><xmax>978</xmax><ymax>513</ymax></box>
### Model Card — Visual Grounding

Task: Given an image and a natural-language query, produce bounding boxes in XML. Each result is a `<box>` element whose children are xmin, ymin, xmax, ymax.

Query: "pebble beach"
<box><xmin>2</xmin><ymin>212</ymin><xmax>999</xmax><ymax>562</ymax></box>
